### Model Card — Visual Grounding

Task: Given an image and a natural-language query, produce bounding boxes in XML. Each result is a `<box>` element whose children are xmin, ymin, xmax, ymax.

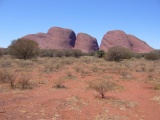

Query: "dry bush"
<box><xmin>17</xmin><ymin>59</ymin><xmax>34</xmax><ymax>68</ymax></box>
<box><xmin>0</xmin><ymin>58</ymin><xmax>13</xmax><ymax>68</ymax></box>
<box><xmin>53</xmin><ymin>77</ymin><xmax>66</xmax><ymax>88</ymax></box>
<box><xmin>154</xmin><ymin>84</ymin><xmax>160</xmax><ymax>90</ymax></box>
<box><xmin>44</xmin><ymin>62</ymin><xmax>61</xmax><ymax>73</ymax></box>
<box><xmin>7</xmin><ymin>72</ymin><xmax>17</xmax><ymax>89</ymax></box>
<box><xmin>74</xmin><ymin>66</ymin><xmax>82</xmax><ymax>73</ymax></box>
<box><xmin>80</xmin><ymin>56</ymin><xmax>95</xmax><ymax>64</ymax></box>
<box><xmin>0</xmin><ymin>69</ymin><xmax>9</xmax><ymax>82</ymax></box>
<box><xmin>18</xmin><ymin>74</ymin><xmax>31</xmax><ymax>89</ymax></box>
<box><xmin>0</xmin><ymin>69</ymin><xmax>17</xmax><ymax>89</ymax></box>
<box><xmin>89</xmin><ymin>79</ymin><xmax>116</xmax><ymax>98</ymax></box>
<box><xmin>91</xmin><ymin>66</ymin><xmax>98</xmax><ymax>72</ymax></box>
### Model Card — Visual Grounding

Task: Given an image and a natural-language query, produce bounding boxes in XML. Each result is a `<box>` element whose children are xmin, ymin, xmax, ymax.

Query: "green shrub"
<box><xmin>144</xmin><ymin>51</ymin><xmax>159</xmax><ymax>60</ymax></box>
<box><xmin>104</xmin><ymin>46</ymin><xmax>133</xmax><ymax>62</ymax></box>
<box><xmin>0</xmin><ymin>49</ymin><xmax>3</xmax><ymax>57</ymax></box>
<box><xmin>95</xmin><ymin>50</ymin><xmax>105</xmax><ymax>58</ymax></box>
<box><xmin>40</xmin><ymin>49</ymin><xmax>54</xmax><ymax>57</ymax></box>
<box><xmin>70</xmin><ymin>49</ymin><xmax>83</xmax><ymax>58</ymax></box>
<box><xmin>133</xmin><ymin>53</ymin><xmax>143</xmax><ymax>58</ymax></box>
<box><xmin>40</xmin><ymin>49</ymin><xmax>83</xmax><ymax>58</ymax></box>
<box><xmin>9</xmin><ymin>38</ymin><xmax>40</xmax><ymax>59</ymax></box>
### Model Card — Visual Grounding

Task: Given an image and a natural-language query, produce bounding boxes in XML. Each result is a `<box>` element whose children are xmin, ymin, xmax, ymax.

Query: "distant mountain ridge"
<box><xmin>22</xmin><ymin>26</ymin><xmax>154</xmax><ymax>53</ymax></box>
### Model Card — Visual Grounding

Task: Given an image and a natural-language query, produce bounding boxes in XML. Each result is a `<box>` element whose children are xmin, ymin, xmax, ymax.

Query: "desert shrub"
<box><xmin>144</xmin><ymin>51</ymin><xmax>159</xmax><ymax>60</ymax></box>
<box><xmin>154</xmin><ymin>84</ymin><xmax>160</xmax><ymax>90</ymax></box>
<box><xmin>40</xmin><ymin>49</ymin><xmax>83</xmax><ymax>58</ymax></box>
<box><xmin>9</xmin><ymin>38</ymin><xmax>40</xmax><ymax>59</ymax></box>
<box><xmin>53</xmin><ymin>77</ymin><xmax>66</xmax><ymax>88</ymax></box>
<box><xmin>70</xmin><ymin>49</ymin><xmax>83</xmax><ymax>58</ymax></box>
<box><xmin>95</xmin><ymin>50</ymin><xmax>105</xmax><ymax>58</ymax></box>
<box><xmin>89</xmin><ymin>79</ymin><xmax>116</xmax><ymax>98</ymax></box>
<box><xmin>17</xmin><ymin>59</ymin><xmax>34</xmax><ymax>68</ymax></box>
<box><xmin>133</xmin><ymin>53</ymin><xmax>143</xmax><ymax>58</ymax></box>
<box><xmin>7</xmin><ymin>73</ymin><xmax>17</xmax><ymax>89</ymax></box>
<box><xmin>0</xmin><ymin>49</ymin><xmax>3</xmax><ymax>57</ymax></box>
<box><xmin>0</xmin><ymin>58</ymin><xmax>13</xmax><ymax>68</ymax></box>
<box><xmin>40</xmin><ymin>49</ymin><xmax>56</xmax><ymax>57</ymax></box>
<box><xmin>19</xmin><ymin>74</ymin><xmax>31</xmax><ymax>89</ymax></box>
<box><xmin>104</xmin><ymin>46</ymin><xmax>133</xmax><ymax>62</ymax></box>
<box><xmin>0</xmin><ymin>48</ymin><xmax>9</xmax><ymax>56</ymax></box>
<box><xmin>85</xmin><ymin>51</ymin><xmax>95</xmax><ymax>56</ymax></box>
<box><xmin>0</xmin><ymin>69</ymin><xmax>12</xmax><ymax>83</ymax></box>
<box><xmin>0</xmin><ymin>69</ymin><xmax>17</xmax><ymax>88</ymax></box>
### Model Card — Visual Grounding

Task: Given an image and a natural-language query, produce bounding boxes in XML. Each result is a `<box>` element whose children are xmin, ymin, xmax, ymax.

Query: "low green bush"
<box><xmin>9</xmin><ymin>39</ymin><xmax>40</xmax><ymax>59</ymax></box>
<box><xmin>104</xmin><ymin>46</ymin><xmax>133</xmax><ymax>62</ymax></box>
<box><xmin>40</xmin><ymin>49</ymin><xmax>83</xmax><ymax>58</ymax></box>
<box><xmin>95</xmin><ymin>50</ymin><xmax>105</xmax><ymax>58</ymax></box>
<box><xmin>144</xmin><ymin>51</ymin><xmax>159</xmax><ymax>60</ymax></box>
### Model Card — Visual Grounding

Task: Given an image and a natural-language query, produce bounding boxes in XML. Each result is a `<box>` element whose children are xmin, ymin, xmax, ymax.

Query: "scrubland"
<box><xmin>0</xmin><ymin>55</ymin><xmax>160</xmax><ymax>120</ymax></box>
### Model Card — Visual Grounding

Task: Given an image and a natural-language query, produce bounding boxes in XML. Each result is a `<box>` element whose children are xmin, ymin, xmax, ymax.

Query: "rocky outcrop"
<box><xmin>22</xmin><ymin>27</ymin><xmax>76</xmax><ymax>49</ymax></box>
<box><xmin>100</xmin><ymin>30</ymin><xmax>154</xmax><ymax>53</ymax></box>
<box><xmin>22</xmin><ymin>27</ymin><xmax>99</xmax><ymax>52</ymax></box>
<box><xmin>22</xmin><ymin>27</ymin><xmax>154</xmax><ymax>53</ymax></box>
<box><xmin>74</xmin><ymin>33</ymin><xmax>99</xmax><ymax>53</ymax></box>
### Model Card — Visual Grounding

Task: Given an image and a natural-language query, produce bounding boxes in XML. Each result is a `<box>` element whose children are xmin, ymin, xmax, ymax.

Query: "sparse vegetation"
<box><xmin>89</xmin><ymin>79</ymin><xmax>116</xmax><ymax>98</ymax></box>
<box><xmin>0</xmin><ymin>69</ymin><xmax>17</xmax><ymax>89</ymax></box>
<box><xmin>95</xmin><ymin>50</ymin><xmax>105</xmax><ymax>58</ymax></box>
<box><xmin>144</xmin><ymin>51</ymin><xmax>159</xmax><ymax>60</ymax></box>
<box><xmin>19</xmin><ymin>74</ymin><xmax>31</xmax><ymax>89</ymax></box>
<box><xmin>0</xmin><ymin>49</ymin><xmax>3</xmax><ymax>57</ymax></box>
<box><xmin>40</xmin><ymin>49</ymin><xmax>83</xmax><ymax>58</ymax></box>
<box><xmin>104</xmin><ymin>46</ymin><xmax>133</xmax><ymax>62</ymax></box>
<box><xmin>53</xmin><ymin>77</ymin><xmax>66</xmax><ymax>88</ymax></box>
<box><xmin>0</xmin><ymin>53</ymin><xmax>160</xmax><ymax>119</ymax></box>
<box><xmin>9</xmin><ymin>38</ymin><xmax>40</xmax><ymax>59</ymax></box>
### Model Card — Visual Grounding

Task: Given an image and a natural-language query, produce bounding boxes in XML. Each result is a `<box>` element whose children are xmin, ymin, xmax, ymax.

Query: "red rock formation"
<box><xmin>74</xmin><ymin>33</ymin><xmax>99</xmax><ymax>53</ymax></box>
<box><xmin>22</xmin><ymin>27</ymin><xmax>76</xmax><ymax>49</ymax></box>
<box><xmin>22</xmin><ymin>27</ymin><xmax>154</xmax><ymax>53</ymax></box>
<box><xmin>100</xmin><ymin>30</ymin><xmax>154</xmax><ymax>53</ymax></box>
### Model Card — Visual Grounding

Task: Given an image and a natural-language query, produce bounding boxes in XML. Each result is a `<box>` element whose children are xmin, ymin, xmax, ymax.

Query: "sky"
<box><xmin>0</xmin><ymin>0</ymin><xmax>160</xmax><ymax>49</ymax></box>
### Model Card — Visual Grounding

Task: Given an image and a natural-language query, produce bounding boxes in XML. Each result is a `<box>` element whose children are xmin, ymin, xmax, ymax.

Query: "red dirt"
<box><xmin>0</xmin><ymin>71</ymin><xmax>160</xmax><ymax>120</ymax></box>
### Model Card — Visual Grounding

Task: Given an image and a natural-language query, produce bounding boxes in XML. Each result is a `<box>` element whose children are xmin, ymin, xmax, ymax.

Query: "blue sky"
<box><xmin>0</xmin><ymin>0</ymin><xmax>160</xmax><ymax>49</ymax></box>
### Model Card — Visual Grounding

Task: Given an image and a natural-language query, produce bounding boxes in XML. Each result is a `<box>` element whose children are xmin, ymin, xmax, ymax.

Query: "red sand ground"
<box><xmin>0</xmin><ymin>69</ymin><xmax>160</xmax><ymax>120</ymax></box>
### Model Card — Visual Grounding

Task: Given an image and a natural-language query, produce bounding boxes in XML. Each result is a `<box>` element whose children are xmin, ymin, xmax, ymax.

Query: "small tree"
<box><xmin>89</xmin><ymin>79</ymin><xmax>115</xmax><ymax>98</ymax></box>
<box><xmin>104</xmin><ymin>46</ymin><xmax>133</xmax><ymax>62</ymax></box>
<box><xmin>9</xmin><ymin>38</ymin><xmax>40</xmax><ymax>59</ymax></box>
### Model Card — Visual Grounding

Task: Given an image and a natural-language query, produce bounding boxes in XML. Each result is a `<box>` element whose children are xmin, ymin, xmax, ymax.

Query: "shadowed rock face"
<box><xmin>100</xmin><ymin>30</ymin><xmax>154</xmax><ymax>53</ymax></box>
<box><xmin>22</xmin><ymin>27</ymin><xmax>76</xmax><ymax>49</ymax></box>
<box><xmin>74</xmin><ymin>33</ymin><xmax>99</xmax><ymax>53</ymax></box>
